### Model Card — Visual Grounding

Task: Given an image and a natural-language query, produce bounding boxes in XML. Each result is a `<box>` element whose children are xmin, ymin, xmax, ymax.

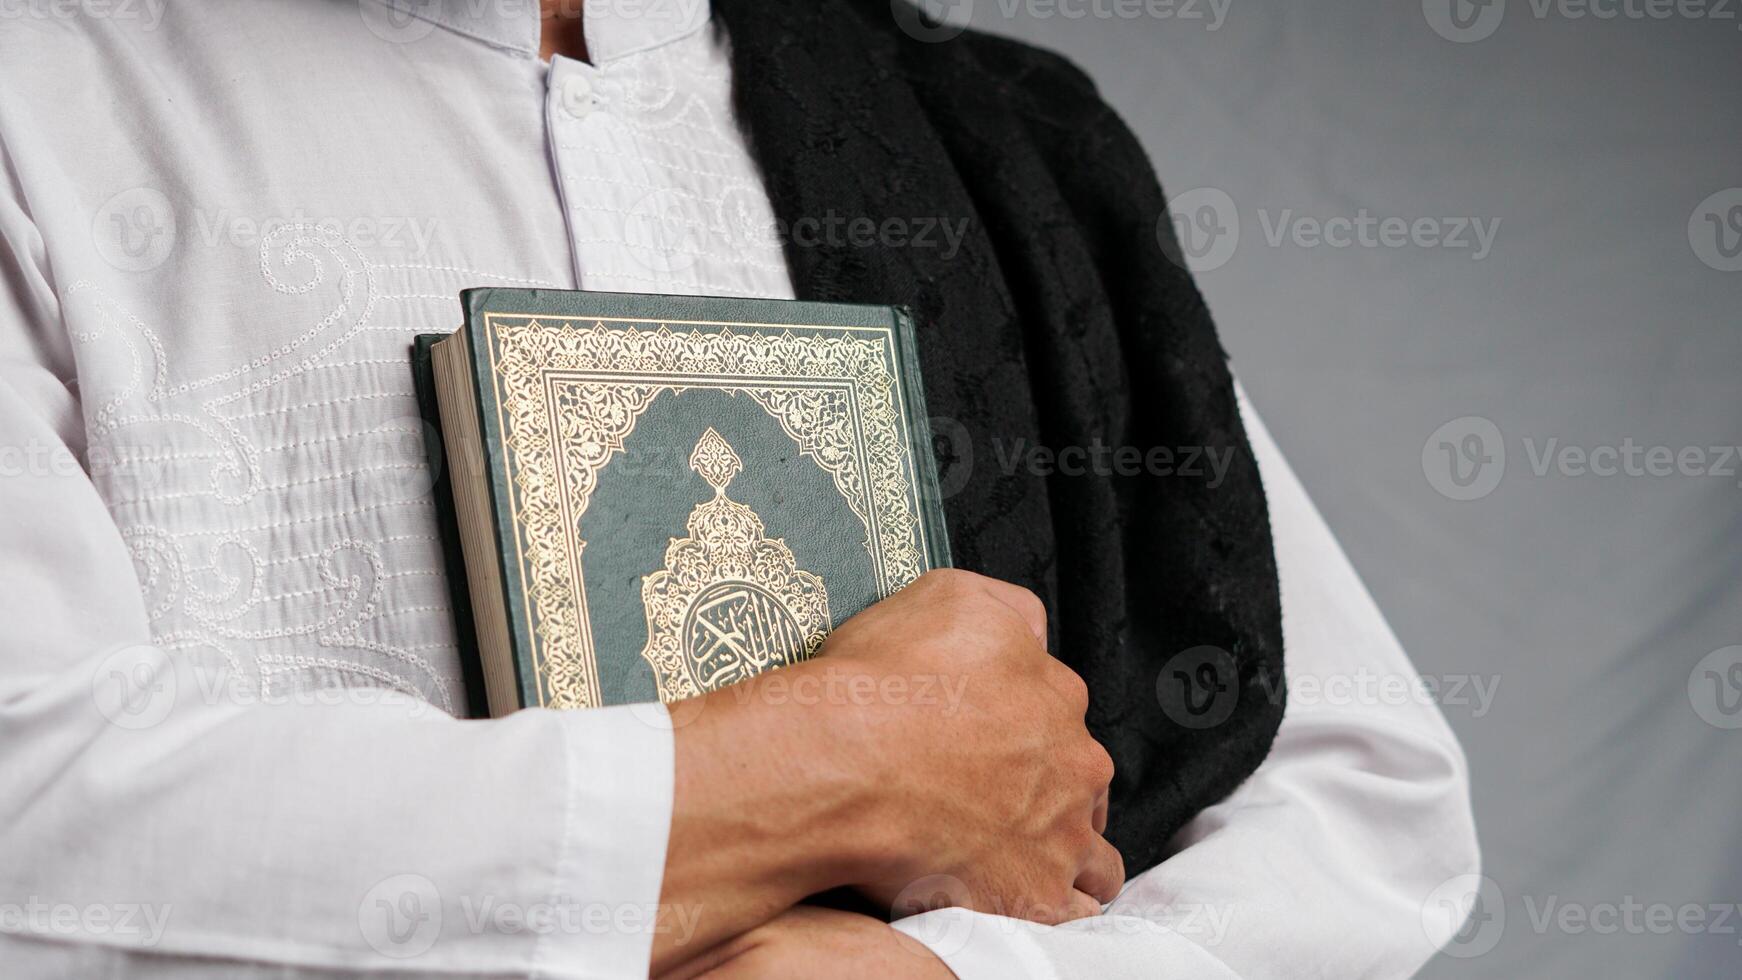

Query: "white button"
<box><xmin>559</xmin><ymin>73</ymin><xmax>595</xmax><ymax>119</ymax></box>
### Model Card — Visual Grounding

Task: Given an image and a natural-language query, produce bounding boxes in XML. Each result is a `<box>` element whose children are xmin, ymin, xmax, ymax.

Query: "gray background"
<box><xmin>956</xmin><ymin>1</ymin><xmax>1742</xmax><ymax>977</ymax></box>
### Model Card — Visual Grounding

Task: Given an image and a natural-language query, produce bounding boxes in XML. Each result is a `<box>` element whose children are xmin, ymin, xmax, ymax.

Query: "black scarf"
<box><xmin>712</xmin><ymin>0</ymin><xmax>1288</xmax><ymax>877</ymax></box>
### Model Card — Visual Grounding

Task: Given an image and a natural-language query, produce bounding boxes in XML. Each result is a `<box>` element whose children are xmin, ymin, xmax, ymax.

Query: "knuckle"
<box><xmin>920</xmin><ymin>567</ymin><xmax>975</xmax><ymax>596</ymax></box>
<box><xmin>1061</xmin><ymin>665</ymin><xmax>1090</xmax><ymax>709</ymax></box>
<box><xmin>1042</xmin><ymin>657</ymin><xmax>1091</xmax><ymax>709</ymax></box>
<box><xmin>1082</xmin><ymin>739</ymin><xmax>1115</xmax><ymax>787</ymax></box>
<box><xmin>1106</xmin><ymin>846</ymin><xmax>1127</xmax><ymax>887</ymax></box>
<box><xmin>1008</xmin><ymin>583</ymin><xmax>1047</xmax><ymax>627</ymax></box>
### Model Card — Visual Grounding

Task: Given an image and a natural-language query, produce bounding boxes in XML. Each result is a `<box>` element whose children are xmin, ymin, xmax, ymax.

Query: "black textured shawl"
<box><xmin>712</xmin><ymin>0</ymin><xmax>1286</xmax><ymax>877</ymax></box>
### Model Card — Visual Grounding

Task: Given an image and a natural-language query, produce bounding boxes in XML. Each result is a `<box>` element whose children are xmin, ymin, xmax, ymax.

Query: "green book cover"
<box><xmin>415</xmin><ymin>288</ymin><xmax>950</xmax><ymax>714</ymax></box>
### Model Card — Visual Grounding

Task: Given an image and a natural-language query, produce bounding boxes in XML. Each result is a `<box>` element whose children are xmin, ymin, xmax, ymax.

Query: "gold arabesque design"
<box><xmin>484</xmin><ymin>314</ymin><xmax>929</xmax><ymax>709</ymax></box>
<box><xmin>637</xmin><ymin>429</ymin><xmax>832</xmax><ymax>701</ymax></box>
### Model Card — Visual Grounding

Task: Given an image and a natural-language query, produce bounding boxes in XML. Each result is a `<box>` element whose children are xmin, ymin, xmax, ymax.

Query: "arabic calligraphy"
<box><xmin>639</xmin><ymin>429</ymin><xmax>831</xmax><ymax>700</ymax></box>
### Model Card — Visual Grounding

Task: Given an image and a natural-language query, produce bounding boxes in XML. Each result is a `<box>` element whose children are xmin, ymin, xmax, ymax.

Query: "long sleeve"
<box><xmin>894</xmin><ymin>386</ymin><xmax>1482</xmax><ymax>979</ymax></box>
<box><xmin>0</xmin><ymin>169</ymin><xmax>676</xmax><ymax>980</ymax></box>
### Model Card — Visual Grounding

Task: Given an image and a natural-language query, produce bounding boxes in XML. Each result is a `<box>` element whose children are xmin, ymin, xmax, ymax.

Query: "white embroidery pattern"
<box><xmin>554</xmin><ymin>28</ymin><xmax>797</xmax><ymax>300</ymax></box>
<box><xmin>69</xmin><ymin>226</ymin><xmax>557</xmax><ymax>715</ymax></box>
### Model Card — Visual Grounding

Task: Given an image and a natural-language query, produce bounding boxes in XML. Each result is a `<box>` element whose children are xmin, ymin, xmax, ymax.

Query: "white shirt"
<box><xmin>0</xmin><ymin>2</ymin><xmax>1477</xmax><ymax>977</ymax></box>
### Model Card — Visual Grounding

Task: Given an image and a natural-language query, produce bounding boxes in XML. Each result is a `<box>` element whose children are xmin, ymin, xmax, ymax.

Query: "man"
<box><xmin>0</xmin><ymin>1</ymin><xmax>1478</xmax><ymax>977</ymax></box>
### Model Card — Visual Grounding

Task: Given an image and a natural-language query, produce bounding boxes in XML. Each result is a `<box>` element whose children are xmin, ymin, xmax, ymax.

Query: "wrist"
<box><xmin>772</xmin><ymin>655</ymin><xmax>934</xmax><ymax>896</ymax></box>
<box><xmin>672</xmin><ymin>668</ymin><xmax>899</xmax><ymax>899</ymax></box>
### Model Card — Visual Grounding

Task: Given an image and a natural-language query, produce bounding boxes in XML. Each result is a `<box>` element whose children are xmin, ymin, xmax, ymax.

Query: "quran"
<box><xmin>414</xmin><ymin>289</ymin><xmax>951</xmax><ymax>717</ymax></box>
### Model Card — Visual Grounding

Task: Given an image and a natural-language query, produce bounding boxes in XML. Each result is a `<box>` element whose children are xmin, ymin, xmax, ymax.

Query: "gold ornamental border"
<box><xmin>481</xmin><ymin>313</ymin><xmax>931</xmax><ymax>709</ymax></box>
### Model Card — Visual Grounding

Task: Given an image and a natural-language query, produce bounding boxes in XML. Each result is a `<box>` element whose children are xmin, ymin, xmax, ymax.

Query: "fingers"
<box><xmin>1059</xmin><ymin>888</ymin><xmax>1108</xmax><ymax>924</ymax></box>
<box><xmin>1073</xmin><ymin>834</ymin><xmax>1126</xmax><ymax>906</ymax></box>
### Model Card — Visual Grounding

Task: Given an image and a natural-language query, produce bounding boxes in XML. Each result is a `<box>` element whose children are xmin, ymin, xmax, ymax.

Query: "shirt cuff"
<box><xmin>893</xmin><ymin>908</ymin><xmax>1253</xmax><ymax>980</ymax></box>
<box><xmin>539</xmin><ymin>702</ymin><xmax>675</xmax><ymax>978</ymax></box>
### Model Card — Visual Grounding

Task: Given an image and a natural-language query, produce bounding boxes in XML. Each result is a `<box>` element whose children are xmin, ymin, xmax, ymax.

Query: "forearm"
<box><xmin>653</xmin><ymin>669</ymin><xmax>893</xmax><ymax>972</ymax></box>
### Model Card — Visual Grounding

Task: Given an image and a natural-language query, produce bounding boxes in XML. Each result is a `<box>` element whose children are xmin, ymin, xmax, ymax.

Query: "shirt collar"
<box><xmin>366</xmin><ymin>0</ymin><xmax>711</xmax><ymax>64</ymax></box>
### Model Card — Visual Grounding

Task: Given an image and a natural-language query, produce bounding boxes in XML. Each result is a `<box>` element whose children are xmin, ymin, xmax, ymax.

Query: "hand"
<box><xmin>654</xmin><ymin>570</ymin><xmax>1119</xmax><ymax>974</ymax></box>
<box><xmin>816</xmin><ymin>569</ymin><xmax>1124</xmax><ymax>924</ymax></box>
<box><xmin>655</xmin><ymin>906</ymin><xmax>957</xmax><ymax>980</ymax></box>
